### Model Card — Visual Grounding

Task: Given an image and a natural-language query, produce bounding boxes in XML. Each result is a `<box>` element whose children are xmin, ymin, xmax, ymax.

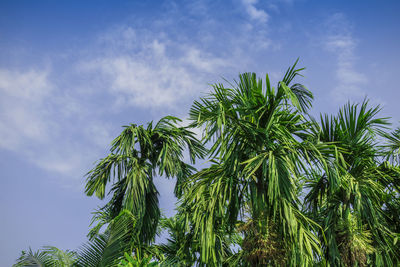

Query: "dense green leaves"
<box><xmin>184</xmin><ymin>63</ymin><xmax>325</xmax><ymax>266</ymax></box>
<box><xmin>304</xmin><ymin>101</ymin><xmax>400</xmax><ymax>266</ymax></box>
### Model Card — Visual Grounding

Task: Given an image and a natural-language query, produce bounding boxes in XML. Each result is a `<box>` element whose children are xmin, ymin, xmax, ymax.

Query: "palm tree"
<box><xmin>14</xmin><ymin>246</ymin><xmax>77</xmax><ymax>267</ymax></box>
<box><xmin>14</xmin><ymin>61</ymin><xmax>400</xmax><ymax>266</ymax></box>
<box><xmin>380</xmin><ymin>125</ymin><xmax>400</xmax><ymax>265</ymax></box>
<box><xmin>15</xmin><ymin>210</ymin><xmax>161</xmax><ymax>267</ymax></box>
<box><xmin>85</xmin><ymin>116</ymin><xmax>206</xmax><ymax>247</ymax></box>
<box><xmin>305</xmin><ymin>101</ymin><xmax>400</xmax><ymax>266</ymax></box>
<box><xmin>182</xmin><ymin>61</ymin><xmax>324</xmax><ymax>266</ymax></box>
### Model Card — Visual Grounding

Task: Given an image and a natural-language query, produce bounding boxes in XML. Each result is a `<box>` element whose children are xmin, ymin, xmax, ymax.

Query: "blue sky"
<box><xmin>1</xmin><ymin>0</ymin><xmax>399</xmax><ymax>265</ymax></box>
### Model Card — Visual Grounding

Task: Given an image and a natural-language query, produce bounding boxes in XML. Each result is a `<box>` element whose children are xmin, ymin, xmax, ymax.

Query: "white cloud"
<box><xmin>323</xmin><ymin>14</ymin><xmax>369</xmax><ymax>102</ymax></box>
<box><xmin>241</xmin><ymin>0</ymin><xmax>269</xmax><ymax>23</ymax></box>
<box><xmin>0</xmin><ymin>69</ymin><xmax>52</xmax><ymax>100</ymax></box>
<box><xmin>0</xmin><ymin>67</ymin><xmax>114</xmax><ymax>183</ymax></box>
<box><xmin>77</xmin><ymin>1</ymin><xmax>281</xmax><ymax>113</ymax></box>
<box><xmin>0</xmin><ymin>69</ymin><xmax>52</xmax><ymax>149</ymax></box>
<box><xmin>82</xmin><ymin>54</ymin><xmax>196</xmax><ymax>108</ymax></box>
<box><xmin>80</xmin><ymin>27</ymin><xmax>233</xmax><ymax>111</ymax></box>
<box><xmin>183</xmin><ymin>47</ymin><xmax>229</xmax><ymax>73</ymax></box>
<box><xmin>30</xmin><ymin>150</ymin><xmax>82</xmax><ymax>174</ymax></box>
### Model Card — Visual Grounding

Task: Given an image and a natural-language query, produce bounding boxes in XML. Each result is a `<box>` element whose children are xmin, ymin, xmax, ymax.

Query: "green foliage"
<box><xmin>118</xmin><ymin>252</ymin><xmax>159</xmax><ymax>267</ymax></box>
<box><xmin>85</xmin><ymin>116</ymin><xmax>206</xmax><ymax>244</ymax></box>
<box><xmin>15</xmin><ymin>61</ymin><xmax>400</xmax><ymax>266</ymax></box>
<box><xmin>76</xmin><ymin>210</ymin><xmax>137</xmax><ymax>267</ymax></box>
<box><xmin>156</xmin><ymin>215</ymin><xmax>198</xmax><ymax>266</ymax></box>
<box><xmin>304</xmin><ymin>100</ymin><xmax>400</xmax><ymax>266</ymax></box>
<box><xmin>14</xmin><ymin>246</ymin><xmax>77</xmax><ymax>267</ymax></box>
<box><xmin>183</xmin><ymin>61</ymin><xmax>324</xmax><ymax>266</ymax></box>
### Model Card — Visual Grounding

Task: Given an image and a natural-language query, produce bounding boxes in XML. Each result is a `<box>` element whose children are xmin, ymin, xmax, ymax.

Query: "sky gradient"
<box><xmin>1</xmin><ymin>0</ymin><xmax>400</xmax><ymax>265</ymax></box>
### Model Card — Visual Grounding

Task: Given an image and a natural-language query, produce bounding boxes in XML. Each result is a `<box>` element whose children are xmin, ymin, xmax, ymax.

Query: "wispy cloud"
<box><xmin>0</xmin><ymin>67</ymin><xmax>114</xmax><ymax>184</ymax></box>
<box><xmin>323</xmin><ymin>13</ymin><xmax>369</xmax><ymax>103</ymax></box>
<box><xmin>241</xmin><ymin>0</ymin><xmax>269</xmax><ymax>23</ymax></box>
<box><xmin>0</xmin><ymin>69</ymin><xmax>52</xmax><ymax>149</ymax></box>
<box><xmin>80</xmin><ymin>29</ymin><xmax>230</xmax><ymax>110</ymax></box>
<box><xmin>79</xmin><ymin>3</ymin><xmax>274</xmax><ymax>113</ymax></box>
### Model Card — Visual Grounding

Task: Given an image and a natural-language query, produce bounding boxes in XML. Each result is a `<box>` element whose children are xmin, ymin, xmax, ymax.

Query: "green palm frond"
<box><xmin>14</xmin><ymin>246</ymin><xmax>77</xmax><ymax>267</ymax></box>
<box><xmin>184</xmin><ymin>61</ymin><xmax>324</xmax><ymax>266</ymax></box>
<box><xmin>14</xmin><ymin>248</ymin><xmax>51</xmax><ymax>267</ymax></box>
<box><xmin>156</xmin><ymin>215</ymin><xmax>198</xmax><ymax>266</ymax></box>
<box><xmin>76</xmin><ymin>210</ymin><xmax>137</xmax><ymax>267</ymax></box>
<box><xmin>304</xmin><ymin>100</ymin><xmax>399</xmax><ymax>266</ymax></box>
<box><xmin>85</xmin><ymin>116</ymin><xmax>206</xmax><ymax>244</ymax></box>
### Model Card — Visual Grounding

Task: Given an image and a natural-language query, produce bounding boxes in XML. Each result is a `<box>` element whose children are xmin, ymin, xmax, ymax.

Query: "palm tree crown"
<box><xmin>183</xmin><ymin>61</ymin><xmax>325</xmax><ymax>266</ymax></box>
<box><xmin>85</xmin><ymin>116</ymin><xmax>206</xmax><ymax>245</ymax></box>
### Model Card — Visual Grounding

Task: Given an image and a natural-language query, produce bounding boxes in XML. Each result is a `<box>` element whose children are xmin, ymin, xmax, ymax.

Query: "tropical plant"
<box><xmin>14</xmin><ymin>61</ymin><xmax>400</xmax><ymax>267</ymax></box>
<box><xmin>182</xmin><ymin>60</ymin><xmax>325</xmax><ymax>266</ymax></box>
<box><xmin>305</xmin><ymin>101</ymin><xmax>400</xmax><ymax>266</ymax></box>
<box><xmin>14</xmin><ymin>246</ymin><xmax>77</xmax><ymax>267</ymax></box>
<box><xmin>84</xmin><ymin>116</ymin><xmax>206</xmax><ymax>246</ymax></box>
<box><xmin>14</xmin><ymin>210</ymin><xmax>159</xmax><ymax>267</ymax></box>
